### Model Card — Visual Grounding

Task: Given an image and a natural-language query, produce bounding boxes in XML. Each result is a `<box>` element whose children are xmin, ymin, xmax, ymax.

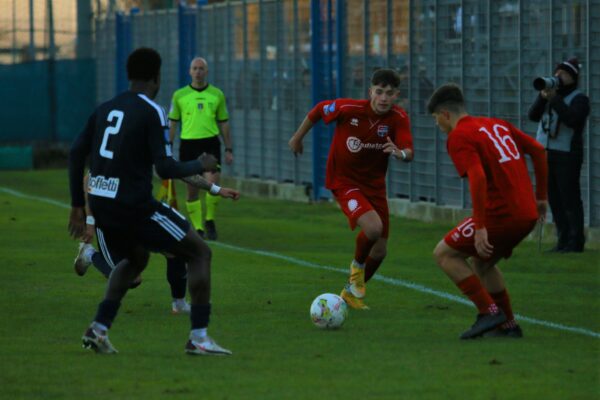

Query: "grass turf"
<box><xmin>0</xmin><ymin>169</ymin><xmax>598</xmax><ymax>399</ymax></box>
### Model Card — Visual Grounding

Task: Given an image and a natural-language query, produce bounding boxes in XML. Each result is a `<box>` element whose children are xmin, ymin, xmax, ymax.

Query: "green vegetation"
<box><xmin>0</xmin><ymin>170</ymin><xmax>598</xmax><ymax>399</ymax></box>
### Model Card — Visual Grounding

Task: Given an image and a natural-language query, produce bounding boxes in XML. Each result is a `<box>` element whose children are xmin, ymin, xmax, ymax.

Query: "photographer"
<box><xmin>528</xmin><ymin>58</ymin><xmax>590</xmax><ymax>253</ymax></box>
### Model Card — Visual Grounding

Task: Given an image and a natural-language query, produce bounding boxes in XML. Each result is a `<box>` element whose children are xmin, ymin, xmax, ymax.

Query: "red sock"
<box><xmin>491</xmin><ymin>289</ymin><xmax>516</xmax><ymax>327</ymax></box>
<box><xmin>354</xmin><ymin>231</ymin><xmax>376</xmax><ymax>264</ymax></box>
<box><xmin>457</xmin><ymin>275</ymin><xmax>497</xmax><ymax>314</ymax></box>
<box><xmin>364</xmin><ymin>256</ymin><xmax>383</xmax><ymax>282</ymax></box>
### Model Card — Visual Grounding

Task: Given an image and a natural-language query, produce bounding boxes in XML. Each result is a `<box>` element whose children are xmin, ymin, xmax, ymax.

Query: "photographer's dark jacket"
<box><xmin>528</xmin><ymin>85</ymin><xmax>590</xmax><ymax>154</ymax></box>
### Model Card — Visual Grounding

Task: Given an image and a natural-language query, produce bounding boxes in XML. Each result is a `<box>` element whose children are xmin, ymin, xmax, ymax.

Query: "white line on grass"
<box><xmin>2</xmin><ymin>186</ymin><xmax>598</xmax><ymax>339</ymax></box>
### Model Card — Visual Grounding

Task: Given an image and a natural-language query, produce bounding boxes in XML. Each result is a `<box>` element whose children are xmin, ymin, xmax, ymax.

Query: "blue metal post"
<box><xmin>335</xmin><ymin>0</ymin><xmax>345</xmax><ymax>98</ymax></box>
<box><xmin>115</xmin><ymin>12</ymin><xmax>132</xmax><ymax>94</ymax></box>
<box><xmin>178</xmin><ymin>2</ymin><xmax>197</xmax><ymax>88</ymax></box>
<box><xmin>310</xmin><ymin>0</ymin><xmax>323</xmax><ymax>199</ymax></box>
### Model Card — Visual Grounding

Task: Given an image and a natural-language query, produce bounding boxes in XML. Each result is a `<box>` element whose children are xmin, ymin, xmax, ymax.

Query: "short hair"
<box><xmin>127</xmin><ymin>47</ymin><xmax>161</xmax><ymax>81</ymax></box>
<box><xmin>370</xmin><ymin>68</ymin><xmax>401</xmax><ymax>89</ymax></box>
<box><xmin>426</xmin><ymin>83</ymin><xmax>465</xmax><ymax>114</ymax></box>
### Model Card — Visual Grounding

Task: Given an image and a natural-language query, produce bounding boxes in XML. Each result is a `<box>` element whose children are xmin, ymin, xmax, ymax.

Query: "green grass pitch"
<box><xmin>0</xmin><ymin>169</ymin><xmax>598</xmax><ymax>399</ymax></box>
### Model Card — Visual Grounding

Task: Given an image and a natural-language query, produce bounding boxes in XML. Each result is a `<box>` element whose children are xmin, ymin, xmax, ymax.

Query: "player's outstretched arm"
<box><xmin>289</xmin><ymin>116</ymin><xmax>315</xmax><ymax>156</ymax></box>
<box><xmin>180</xmin><ymin>175</ymin><xmax>240</xmax><ymax>200</ymax></box>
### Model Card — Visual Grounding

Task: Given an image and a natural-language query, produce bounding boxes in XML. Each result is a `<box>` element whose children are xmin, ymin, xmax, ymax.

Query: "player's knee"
<box><xmin>433</xmin><ymin>241</ymin><xmax>447</xmax><ymax>266</ymax></box>
<box><xmin>363</xmin><ymin>224</ymin><xmax>383</xmax><ymax>241</ymax></box>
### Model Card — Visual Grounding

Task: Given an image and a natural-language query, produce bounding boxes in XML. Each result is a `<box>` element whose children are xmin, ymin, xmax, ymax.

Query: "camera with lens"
<box><xmin>533</xmin><ymin>76</ymin><xmax>561</xmax><ymax>91</ymax></box>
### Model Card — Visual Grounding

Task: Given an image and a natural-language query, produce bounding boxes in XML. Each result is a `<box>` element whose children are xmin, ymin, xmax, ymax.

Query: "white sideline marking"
<box><xmin>2</xmin><ymin>186</ymin><xmax>599</xmax><ymax>339</ymax></box>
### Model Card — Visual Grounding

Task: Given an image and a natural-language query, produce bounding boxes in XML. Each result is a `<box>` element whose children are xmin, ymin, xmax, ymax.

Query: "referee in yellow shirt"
<box><xmin>169</xmin><ymin>57</ymin><xmax>233</xmax><ymax>240</ymax></box>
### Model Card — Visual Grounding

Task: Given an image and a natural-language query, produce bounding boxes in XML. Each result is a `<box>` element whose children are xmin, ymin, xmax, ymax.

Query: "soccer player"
<box><xmin>168</xmin><ymin>57</ymin><xmax>233</xmax><ymax>240</ymax></box>
<box><xmin>73</xmin><ymin>175</ymin><xmax>189</xmax><ymax>313</ymax></box>
<box><xmin>68</xmin><ymin>47</ymin><xmax>240</xmax><ymax>355</ymax></box>
<box><xmin>289</xmin><ymin>68</ymin><xmax>414</xmax><ymax>310</ymax></box>
<box><xmin>427</xmin><ymin>83</ymin><xmax>548</xmax><ymax>339</ymax></box>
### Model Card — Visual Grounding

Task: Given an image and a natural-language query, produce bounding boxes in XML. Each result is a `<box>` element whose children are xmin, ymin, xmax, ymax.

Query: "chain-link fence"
<box><xmin>1</xmin><ymin>0</ymin><xmax>598</xmax><ymax>227</ymax></box>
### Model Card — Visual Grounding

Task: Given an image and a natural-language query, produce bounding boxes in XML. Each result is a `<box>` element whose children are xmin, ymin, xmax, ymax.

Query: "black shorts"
<box><xmin>95</xmin><ymin>202</ymin><xmax>191</xmax><ymax>268</ymax></box>
<box><xmin>180</xmin><ymin>136</ymin><xmax>222</xmax><ymax>167</ymax></box>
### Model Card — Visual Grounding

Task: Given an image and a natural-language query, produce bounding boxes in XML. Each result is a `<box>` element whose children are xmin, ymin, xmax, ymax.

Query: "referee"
<box><xmin>169</xmin><ymin>57</ymin><xmax>233</xmax><ymax>240</ymax></box>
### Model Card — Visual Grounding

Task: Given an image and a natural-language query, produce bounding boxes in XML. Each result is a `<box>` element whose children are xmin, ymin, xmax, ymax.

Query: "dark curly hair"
<box><xmin>127</xmin><ymin>47</ymin><xmax>161</xmax><ymax>81</ymax></box>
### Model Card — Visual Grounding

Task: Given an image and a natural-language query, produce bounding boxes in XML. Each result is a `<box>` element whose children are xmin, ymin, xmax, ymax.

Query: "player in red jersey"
<box><xmin>289</xmin><ymin>68</ymin><xmax>414</xmax><ymax>310</ymax></box>
<box><xmin>427</xmin><ymin>83</ymin><xmax>548</xmax><ymax>339</ymax></box>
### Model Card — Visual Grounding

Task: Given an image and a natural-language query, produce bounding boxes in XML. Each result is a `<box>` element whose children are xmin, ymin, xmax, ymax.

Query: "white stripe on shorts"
<box><xmin>150</xmin><ymin>212</ymin><xmax>186</xmax><ymax>241</ymax></box>
<box><xmin>96</xmin><ymin>227</ymin><xmax>116</xmax><ymax>269</ymax></box>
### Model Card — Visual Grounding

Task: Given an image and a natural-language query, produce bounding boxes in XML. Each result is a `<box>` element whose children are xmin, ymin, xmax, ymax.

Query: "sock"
<box><xmin>92</xmin><ymin>321</ymin><xmax>108</xmax><ymax>332</ymax></box>
<box><xmin>354</xmin><ymin>231</ymin><xmax>376</xmax><ymax>264</ymax></box>
<box><xmin>191</xmin><ymin>328</ymin><xmax>208</xmax><ymax>340</ymax></box>
<box><xmin>457</xmin><ymin>275</ymin><xmax>497</xmax><ymax>314</ymax></box>
<box><xmin>205</xmin><ymin>192</ymin><xmax>220</xmax><ymax>221</ymax></box>
<box><xmin>190</xmin><ymin>303</ymin><xmax>211</xmax><ymax>330</ymax></box>
<box><xmin>93</xmin><ymin>299</ymin><xmax>121</xmax><ymax>329</ymax></box>
<box><xmin>491</xmin><ymin>289</ymin><xmax>516</xmax><ymax>328</ymax></box>
<box><xmin>364</xmin><ymin>256</ymin><xmax>383</xmax><ymax>283</ymax></box>
<box><xmin>166</xmin><ymin>257</ymin><xmax>187</xmax><ymax>299</ymax></box>
<box><xmin>186</xmin><ymin>199</ymin><xmax>204</xmax><ymax>231</ymax></box>
<box><xmin>91</xmin><ymin>251</ymin><xmax>113</xmax><ymax>278</ymax></box>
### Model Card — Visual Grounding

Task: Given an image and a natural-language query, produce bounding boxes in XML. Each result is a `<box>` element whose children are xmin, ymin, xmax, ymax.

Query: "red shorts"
<box><xmin>444</xmin><ymin>216</ymin><xmax>537</xmax><ymax>260</ymax></box>
<box><xmin>331</xmin><ymin>187</ymin><xmax>389</xmax><ymax>238</ymax></box>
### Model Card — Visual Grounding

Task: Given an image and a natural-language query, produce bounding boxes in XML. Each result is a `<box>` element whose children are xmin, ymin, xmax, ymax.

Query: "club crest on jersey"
<box><xmin>323</xmin><ymin>101</ymin><xmax>336</xmax><ymax>115</ymax></box>
<box><xmin>347</xmin><ymin>199</ymin><xmax>359</xmax><ymax>213</ymax></box>
<box><xmin>350</xmin><ymin>118</ymin><xmax>359</xmax><ymax>126</ymax></box>
<box><xmin>197</xmin><ymin>103</ymin><xmax>204</xmax><ymax>110</ymax></box>
<box><xmin>377</xmin><ymin>125</ymin><xmax>389</xmax><ymax>137</ymax></box>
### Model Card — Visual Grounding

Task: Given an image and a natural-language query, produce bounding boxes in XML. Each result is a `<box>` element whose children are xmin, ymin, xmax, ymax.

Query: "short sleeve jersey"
<box><xmin>168</xmin><ymin>84</ymin><xmax>229</xmax><ymax>140</ymax></box>
<box><xmin>447</xmin><ymin>116</ymin><xmax>538</xmax><ymax>221</ymax></box>
<box><xmin>308</xmin><ymin>99</ymin><xmax>413</xmax><ymax>195</ymax></box>
<box><xmin>72</xmin><ymin>91</ymin><xmax>175</xmax><ymax>226</ymax></box>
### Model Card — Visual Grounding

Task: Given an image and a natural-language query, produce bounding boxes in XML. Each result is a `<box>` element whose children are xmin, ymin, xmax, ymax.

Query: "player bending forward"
<box><xmin>68</xmin><ymin>47</ymin><xmax>240</xmax><ymax>355</ymax></box>
<box><xmin>427</xmin><ymin>83</ymin><xmax>547</xmax><ymax>339</ymax></box>
<box><xmin>289</xmin><ymin>68</ymin><xmax>414</xmax><ymax>309</ymax></box>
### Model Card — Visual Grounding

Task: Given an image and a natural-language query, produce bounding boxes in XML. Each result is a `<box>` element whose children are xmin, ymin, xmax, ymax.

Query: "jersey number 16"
<box><xmin>479</xmin><ymin>124</ymin><xmax>520</xmax><ymax>163</ymax></box>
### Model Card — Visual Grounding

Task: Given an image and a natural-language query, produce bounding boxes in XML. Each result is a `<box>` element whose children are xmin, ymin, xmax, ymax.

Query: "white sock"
<box><xmin>352</xmin><ymin>260</ymin><xmax>365</xmax><ymax>269</ymax></box>
<box><xmin>92</xmin><ymin>321</ymin><xmax>108</xmax><ymax>332</ymax></box>
<box><xmin>191</xmin><ymin>328</ymin><xmax>208</xmax><ymax>340</ymax></box>
<box><xmin>84</xmin><ymin>247</ymin><xmax>96</xmax><ymax>262</ymax></box>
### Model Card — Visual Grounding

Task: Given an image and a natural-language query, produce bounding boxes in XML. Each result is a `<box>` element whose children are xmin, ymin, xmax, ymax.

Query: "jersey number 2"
<box><xmin>479</xmin><ymin>124</ymin><xmax>520</xmax><ymax>163</ymax></box>
<box><xmin>99</xmin><ymin>110</ymin><xmax>124</xmax><ymax>159</ymax></box>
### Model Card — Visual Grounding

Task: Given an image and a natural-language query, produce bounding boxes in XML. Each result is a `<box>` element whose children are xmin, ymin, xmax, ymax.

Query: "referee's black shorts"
<box><xmin>180</xmin><ymin>136</ymin><xmax>222</xmax><ymax>167</ymax></box>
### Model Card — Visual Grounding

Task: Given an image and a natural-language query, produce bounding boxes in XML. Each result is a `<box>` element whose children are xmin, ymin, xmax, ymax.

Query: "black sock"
<box><xmin>94</xmin><ymin>299</ymin><xmax>121</xmax><ymax>329</ymax></box>
<box><xmin>92</xmin><ymin>252</ymin><xmax>113</xmax><ymax>278</ymax></box>
<box><xmin>166</xmin><ymin>257</ymin><xmax>187</xmax><ymax>299</ymax></box>
<box><xmin>190</xmin><ymin>303</ymin><xmax>211</xmax><ymax>329</ymax></box>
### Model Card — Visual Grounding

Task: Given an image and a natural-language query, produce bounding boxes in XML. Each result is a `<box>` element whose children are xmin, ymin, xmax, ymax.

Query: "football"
<box><xmin>310</xmin><ymin>293</ymin><xmax>348</xmax><ymax>329</ymax></box>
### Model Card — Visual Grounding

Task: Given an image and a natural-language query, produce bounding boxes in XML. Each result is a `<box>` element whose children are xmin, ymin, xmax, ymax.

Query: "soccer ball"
<box><xmin>310</xmin><ymin>293</ymin><xmax>348</xmax><ymax>329</ymax></box>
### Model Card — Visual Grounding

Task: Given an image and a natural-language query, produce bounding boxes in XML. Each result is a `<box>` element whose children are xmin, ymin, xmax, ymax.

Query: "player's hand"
<box><xmin>82</xmin><ymin>223</ymin><xmax>95</xmax><ymax>244</ymax></box>
<box><xmin>224</xmin><ymin>151</ymin><xmax>234</xmax><ymax>165</ymax></box>
<box><xmin>474</xmin><ymin>228</ymin><xmax>494</xmax><ymax>259</ymax></box>
<box><xmin>382</xmin><ymin>136</ymin><xmax>398</xmax><ymax>156</ymax></box>
<box><xmin>198</xmin><ymin>152</ymin><xmax>218</xmax><ymax>172</ymax></box>
<box><xmin>218</xmin><ymin>187</ymin><xmax>240</xmax><ymax>200</ymax></box>
<box><xmin>536</xmin><ymin>200</ymin><xmax>548</xmax><ymax>223</ymax></box>
<box><xmin>289</xmin><ymin>135</ymin><xmax>304</xmax><ymax>156</ymax></box>
<box><xmin>68</xmin><ymin>207</ymin><xmax>86</xmax><ymax>239</ymax></box>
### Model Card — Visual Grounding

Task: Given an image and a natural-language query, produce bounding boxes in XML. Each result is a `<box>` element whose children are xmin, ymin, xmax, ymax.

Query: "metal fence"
<box><xmin>94</xmin><ymin>0</ymin><xmax>599</xmax><ymax>227</ymax></box>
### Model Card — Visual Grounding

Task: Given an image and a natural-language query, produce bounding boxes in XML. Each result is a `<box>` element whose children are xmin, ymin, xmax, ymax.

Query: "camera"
<box><xmin>533</xmin><ymin>76</ymin><xmax>561</xmax><ymax>91</ymax></box>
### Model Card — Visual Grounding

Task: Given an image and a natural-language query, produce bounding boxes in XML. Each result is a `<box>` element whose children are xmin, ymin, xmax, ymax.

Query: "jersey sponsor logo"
<box><xmin>88</xmin><ymin>175</ymin><xmax>120</xmax><ymax>199</ymax></box>
<box><xmin>323</xmin><ymin>101</ymin><xmax>336</xmax><ymax>115</ymax></box>
<box><xmin>346</xmin><ymin>136</ymin><xmax>385</xmax><ymax>153</ymax></box>
<box><xmin>350</xmin><ymin>118</ymin><xmax>359</xmax><ymax>126</ymax></box>
<box><xmin>377</xmin><ymin>125</ymin><xmax>389</xmax><ymax>137</ymax></box>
